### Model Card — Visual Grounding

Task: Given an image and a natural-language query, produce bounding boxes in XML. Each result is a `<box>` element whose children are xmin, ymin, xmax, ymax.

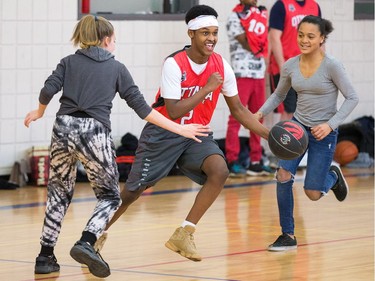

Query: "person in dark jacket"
<box><xmin>24</xmin><ymin>14</ymin><xmax>209</xmax><ymax>278</ymax></box>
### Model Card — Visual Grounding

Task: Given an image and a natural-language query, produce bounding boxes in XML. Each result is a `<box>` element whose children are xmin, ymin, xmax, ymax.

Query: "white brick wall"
<box><xmin>0</xmin><ymin>0</ymin><xmax>373</xmax><ymax>175</ymax></box>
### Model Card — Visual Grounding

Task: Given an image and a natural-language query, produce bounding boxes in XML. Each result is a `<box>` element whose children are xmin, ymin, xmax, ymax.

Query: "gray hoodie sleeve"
<box><xmin>259</xmin><ymin>62</ymin><xmax>292</xmax><ymax>116</ymax></box>
<box><xmin>39</xmin><ymin>59</ymin><xmax>65</xmax><ymax>105</ymax></box>
<box><xmin>117</xmin><ymin>64</ymin><xmax>152</xmax><ymax>120</ymax></box>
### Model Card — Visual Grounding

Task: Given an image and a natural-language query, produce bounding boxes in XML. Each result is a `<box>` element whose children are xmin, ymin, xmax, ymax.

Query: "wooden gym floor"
<box><xmin>0</xmin><ymin>167</ymin><xmax>373</xmax><ymax>281</ymax></box>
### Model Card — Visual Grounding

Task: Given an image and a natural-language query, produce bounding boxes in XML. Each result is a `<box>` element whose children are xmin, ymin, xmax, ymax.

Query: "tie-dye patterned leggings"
<box><xmin>40</xmin><ymin>115</ymin><xmax>121</xmax><ymax>247</ymax></box>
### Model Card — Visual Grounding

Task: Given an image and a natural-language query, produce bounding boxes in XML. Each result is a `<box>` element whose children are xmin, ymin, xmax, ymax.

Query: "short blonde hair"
<box><xmin>71</xmin><ymin>15</ymin><xmax>114</xmax><ymax>49</ymax></box>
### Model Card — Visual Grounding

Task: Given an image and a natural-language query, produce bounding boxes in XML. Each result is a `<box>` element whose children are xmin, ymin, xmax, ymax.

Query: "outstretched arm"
<box><xmin>24</xmin><ymin>103</ymin><xmax>210</xmax><ymax>143</ymax></box>
<box><xmin>24</xmin><ymin>103</ymin><xmax>47</xmax><ymax>127</ymax></box>
<box><xmin>225</xmin><ymin>95</ymin><xmax>269</xmax><ymax>140</ymax></box>
<box><xmin>144</xmin><ymin>109</ymin><xmax>210</xmax><ymax>143</ymax></box>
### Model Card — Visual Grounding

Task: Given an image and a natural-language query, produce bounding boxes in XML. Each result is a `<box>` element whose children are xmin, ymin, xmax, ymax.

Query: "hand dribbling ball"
<box><xmin>268</xmin><ymin>120</ymin><xmax>309</xmax><ymax>160</ymax></box>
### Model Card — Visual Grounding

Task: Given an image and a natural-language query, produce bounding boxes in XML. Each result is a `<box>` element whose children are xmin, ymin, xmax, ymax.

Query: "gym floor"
<box><xmin>0</xmin><ymin>167</ymin><xmax>373</xmax><ymax>281</ymax></box>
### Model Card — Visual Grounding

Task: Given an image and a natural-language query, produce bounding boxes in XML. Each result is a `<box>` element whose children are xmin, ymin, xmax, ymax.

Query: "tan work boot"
<box><xmin>165</xmin><ymin>225</ymin><xmax>202</xmax><ymax>261</ymax></box>
<box><xmin>94</xmin><ymin>231</ymin><xmax>108</xmax><ymax>253</ymax></box>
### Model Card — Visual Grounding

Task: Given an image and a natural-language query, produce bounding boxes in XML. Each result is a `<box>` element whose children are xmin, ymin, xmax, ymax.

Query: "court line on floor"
<box><xmin>12</xmin><ymin>234</ymin><xmax>374</xmax><ymax>281</ymax></box>
<box><xmin>3</xmin><ymin>171</ymin><xmax>373</xmax><ymax>281</ymax></box>
<box><xmin>25</xmin><ymin>270</ymin><xmax>239</xmax><ymax>281</ymax></box>
<box><xmin>0</xmin><ymin>171</ymin><xmax>372</xmax><ymax>211</ymax></box>
<box><xmin>114</xmin><ymin>234</ymin><xmax>375</xmax><ymax>270</ymax></box>
<box><xmin>14</xmin><ymin>261</ymin><xmax>239</xmax><ymax>281</ymax></box>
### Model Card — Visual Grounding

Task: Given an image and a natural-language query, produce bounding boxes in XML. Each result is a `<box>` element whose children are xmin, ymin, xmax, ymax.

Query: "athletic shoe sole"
<box><xmin>165</xmin><ymin>241</ymin><xmax>202</xmax><ymax>262</ymax></box>
<box><xmin>246</xmin><ymin>170</ymin><xmax>272</xmax><ymax>177</ymax></box>
<box><xmin>268</xmin><ymin>245</ymin><xmax>297</xmax><ymax>252</ymax></box>
<box><xmin>34</xmin><ymin>265</ymin><xmax>60</xmax><ymax>274</ymax></box>
<box><xmin>70</xmin><ymin>242</ymin><xmax>110</xmax><ymax>278</ymax></box>
<box><xmin>229</xmin><ymin>172</ymin><xmax>246</xmax><ymax>178</ymax></box>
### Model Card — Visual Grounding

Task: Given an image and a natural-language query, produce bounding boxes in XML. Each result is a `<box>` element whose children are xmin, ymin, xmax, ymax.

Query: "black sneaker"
<box><xmin>268</xmin><ymin>234</ymin><xmax>297</xmax><ymax>251</ymax></box>
<box><xmin>330</xmin><ymin>165</ymin><xmax>349</xmax><ymax>201</ymax></box>
<box><xmin>34</xmin><ymin>254</ymin><xmax>60</xmax><ymax>274</ymax></box>
<box><xmin>70</xmin><ymin>240</ymin><xmax>110</xmax><ymax>278</ymax></box>
<box><xmin>247</xmin><ymin>162</ymin><xmax>274</xmax><ymax>176</ymax></box>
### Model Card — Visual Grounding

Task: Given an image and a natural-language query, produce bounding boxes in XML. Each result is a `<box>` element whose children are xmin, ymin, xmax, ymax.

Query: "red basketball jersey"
<box><xmin>269</xmin><ymin>0</ymin><xmax>319</xmax><ymax>75</ymax></box>
<box><xmin>153</xmin><ymin>50</ymin><xmax>224</xmax><ymax>125</ymax></box>
<box><xmin>233</xmin><ymin>4</ymin><xmax>269</xmax><ymax>58</ymax></box>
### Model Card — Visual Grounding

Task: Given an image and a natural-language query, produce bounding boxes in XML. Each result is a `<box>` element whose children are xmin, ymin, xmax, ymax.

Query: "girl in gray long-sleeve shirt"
<box><xmin>24</xmin><ymin>15</ymin><xmax>209</xmax><ymax>278</ymax></box>
<box><xmin>257</xmin><ymin>16</ymin><xmax>359</xmax><ymax>252</ymax></box>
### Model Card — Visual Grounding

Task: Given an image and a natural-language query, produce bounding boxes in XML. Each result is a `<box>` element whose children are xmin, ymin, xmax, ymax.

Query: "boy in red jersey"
<box><xmin>96</xmin><ymin>5</ymin><xmax>269</xmax><ymax>262</ymax></box>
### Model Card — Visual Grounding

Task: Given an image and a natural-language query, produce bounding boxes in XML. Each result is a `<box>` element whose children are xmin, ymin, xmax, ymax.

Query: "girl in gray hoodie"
<box><xmin>25</xmin><ymin>14</ymin><xmax>209</xmax><ymax>278</ymax></box>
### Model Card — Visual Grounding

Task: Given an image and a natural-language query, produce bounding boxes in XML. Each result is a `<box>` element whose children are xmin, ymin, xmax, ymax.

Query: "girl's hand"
<box><xmin>180</xmin><ymin>124</ymin><xmax>211</xmax><ymax>143</ymax></box>
<box><xmin>24</xmin><ymin>110</ymin><xmax>43</xmax><ymax>128</ymax></box>
<box><xmin>310</xmin><ymin>123</ymin><xmax>332</xmax><ymax>141</ymax></box>
<box><xmin>254</xmin><ymin>111</ymin><xmax>263</xmax><ymax>121</ymax></box>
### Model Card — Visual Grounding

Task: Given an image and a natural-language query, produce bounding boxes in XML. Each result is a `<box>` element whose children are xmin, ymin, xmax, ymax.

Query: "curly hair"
<box><xmin>185</xmin><ymin>5</ymin><xmax>218</xmax><ymax>24</ymax></box>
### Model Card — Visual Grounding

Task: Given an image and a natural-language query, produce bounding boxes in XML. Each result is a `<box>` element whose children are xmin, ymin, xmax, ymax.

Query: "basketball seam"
<box><xmin>269</xmin><ymin>134</ymin><xmax>299</xmax><ymax>157</ymax></box>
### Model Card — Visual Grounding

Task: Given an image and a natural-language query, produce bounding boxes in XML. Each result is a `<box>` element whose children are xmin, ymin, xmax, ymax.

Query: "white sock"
<box><xmin>181</xmin><ymin>220</ymin><xmax>196</xmax><ymax>228</ymax></box>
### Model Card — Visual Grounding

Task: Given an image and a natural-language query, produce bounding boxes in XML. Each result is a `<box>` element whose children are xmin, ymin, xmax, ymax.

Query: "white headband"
<box><xmin>187</xmin><ymin>15</ymin><xmax>219</xmax><ymax>30</ymax></box>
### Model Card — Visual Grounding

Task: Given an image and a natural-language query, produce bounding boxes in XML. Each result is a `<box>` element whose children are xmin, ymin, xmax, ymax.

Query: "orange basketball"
<box><xmin>334</xmin><ymin>140</ymin><xmax>359</xmax><ymax>166</ymax></box>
